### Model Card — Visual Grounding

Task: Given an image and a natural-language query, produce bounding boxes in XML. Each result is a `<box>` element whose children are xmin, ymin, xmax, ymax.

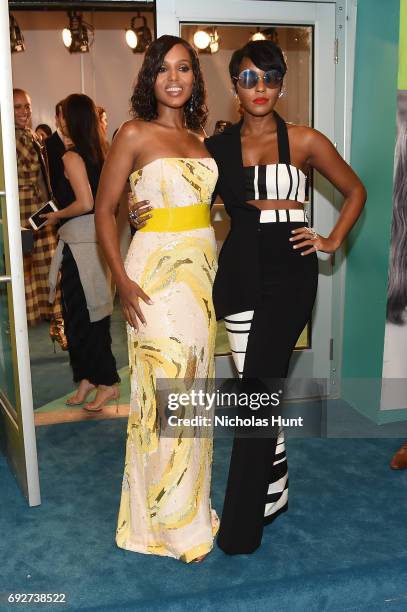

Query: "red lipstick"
<box><xmin>253</xmin><ymin>98</ymin><xmax>268</xmax><ymax>105</ymax></box>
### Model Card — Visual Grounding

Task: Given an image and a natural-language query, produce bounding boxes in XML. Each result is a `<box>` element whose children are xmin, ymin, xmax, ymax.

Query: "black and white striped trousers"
<box><xmin>217</xmin><ymin>209</ymin><xmax>318</xmax><ymax>555</ymax></box>
<box><xmin>225</xmin><ymin>309</ymin><xmax>289</xmax><ymax>522</ymax></box>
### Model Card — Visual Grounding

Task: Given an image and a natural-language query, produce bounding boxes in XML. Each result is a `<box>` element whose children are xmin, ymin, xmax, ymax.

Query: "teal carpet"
<box><xmin>2</xmin><ymin>425</ymin><xmax>407</xmax><ymax>611</ymax></box>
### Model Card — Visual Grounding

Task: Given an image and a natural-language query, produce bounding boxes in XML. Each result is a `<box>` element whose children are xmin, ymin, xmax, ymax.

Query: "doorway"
<box><xmin>7</xmin><ymin>6</ymin><xmax>155</xmax><ymax>424</ymax></box>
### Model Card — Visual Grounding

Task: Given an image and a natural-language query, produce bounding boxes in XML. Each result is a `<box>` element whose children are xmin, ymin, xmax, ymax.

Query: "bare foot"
<box><xmin>66</xmin><ymin>379</ymin><xmax>96</xmax><ymax>406</ymax></box>
<box><xmin>83</xmin><ymin>384</ymin><xmax>120</xmax><ymax>413</ymax></box>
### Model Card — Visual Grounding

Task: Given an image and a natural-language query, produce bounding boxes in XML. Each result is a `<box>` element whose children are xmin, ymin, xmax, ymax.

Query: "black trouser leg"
<box><xmin>61</xmin><ymin>244</ymin><xmax>119</xmax><ymax>386</ymax></box>
<box><xmin>217</xmin><ymin>222</ymin><xmax>318</xmax><ymax>555</ymax></box>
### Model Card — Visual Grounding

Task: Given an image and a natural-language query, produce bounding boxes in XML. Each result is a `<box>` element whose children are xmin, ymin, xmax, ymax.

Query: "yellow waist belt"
<box><xmin>138</xmin><ymin>203</ymin><xmax>211</xmax><ymax>232</ymax></box>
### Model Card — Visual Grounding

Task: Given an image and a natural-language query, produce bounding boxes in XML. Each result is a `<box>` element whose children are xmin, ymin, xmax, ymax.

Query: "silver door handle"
<box><xmin>0</xmin><ymin>275</ymin><xmax>11</xmax><ymax>283</ymax></box>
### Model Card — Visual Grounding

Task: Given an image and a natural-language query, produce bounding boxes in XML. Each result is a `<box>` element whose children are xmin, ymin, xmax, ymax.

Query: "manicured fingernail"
<box><xmin>146</xmin><ymin>200</ymin><xmax>150</xmax><ymax>203</ymax></box>
<box><xmin>291</xmin><ymin>230</ymin><xmax>296</xmax><ymax>234</ymax></box>
<box><xmin>293</xmin><ymin>245</ymin><xmax>297</xmax><ymax>249</ymax></box>
<box><xmin>289</xmin><ymin>238</ymin><xmax>293</xmax><ymax>241</ymax></box>
<box><xmin>148</xmin><ymin>300</ymin><xmax>154</xmax><ymax>305</ymax></box>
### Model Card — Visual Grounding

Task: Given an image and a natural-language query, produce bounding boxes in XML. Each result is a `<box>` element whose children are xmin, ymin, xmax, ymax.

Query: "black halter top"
<box><xmin>243</xmin><ymin>115</ymin><xmax>307</xmax><ymax>203</ymax></box>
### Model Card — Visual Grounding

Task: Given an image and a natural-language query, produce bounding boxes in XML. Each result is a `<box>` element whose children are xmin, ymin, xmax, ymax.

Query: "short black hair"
<box><xmin>35</xmin><ymin>123</ymin><xmax>52</xmax><ymax>138</ymax></box>
<box><xmin>229</xmin><ymin>40</ymin><xmax>287</xmax><ymax>85</ymax></box>
<box><xmin>131</xmin><ymin>35</ymin><xmax>208</xmax><ymax>131</ymax></box>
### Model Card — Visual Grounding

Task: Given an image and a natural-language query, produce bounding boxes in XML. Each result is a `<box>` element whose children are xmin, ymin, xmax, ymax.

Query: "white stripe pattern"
<box><xmin>265</xmin><ymin>487</ymin><xmax>288</xmax><ymax>517</ymax></box>
<box><xmin>225</xmin><ymin>309</ymin><xmax>289</xmax><ymax>520</ymax></box>
<box><xmin>254</xmin><ymin>166</ymin><xmax>259</xmax><ymax>200</ymax></box>
<box><xmin>248</xmin><ymin>163</ymin><xmax>307</xmax><ymax>203</ymax></box>
<box><xmin>265</xmin><ymin>164</ymin><xmax>277</xmax><ymax>200</ymax></box>
<box><xmin>259</xmin><ymin>208</ymin><xmax>307</xmax><ymax>223</ymax></box>
<box><xmin>268</xmin><ymin>473</ymin><xmax>288</xmax><ymax>495</ymax></box>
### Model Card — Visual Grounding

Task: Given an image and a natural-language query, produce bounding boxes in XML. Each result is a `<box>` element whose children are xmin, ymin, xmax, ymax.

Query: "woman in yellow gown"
<box><xmin>95</xmin><ymin>36</ymin><xmax>219</xmax><ymax>563</ymax></box>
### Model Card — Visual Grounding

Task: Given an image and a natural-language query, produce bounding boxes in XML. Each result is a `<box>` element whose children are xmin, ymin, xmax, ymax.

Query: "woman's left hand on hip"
<box><xmin>289</xmin><ymin>227</ymin><xmax>339</xmax><ymax>255</ymax></box>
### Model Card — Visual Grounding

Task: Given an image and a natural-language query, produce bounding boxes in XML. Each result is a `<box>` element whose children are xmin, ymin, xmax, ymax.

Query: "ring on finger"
<box><xmin>129</xmin><ymin>210</ymin><xmax>138</xmax><ymax>222</ymax></box>
<box><xmin>306</xmin><ymin>226</ymin><xmax>318</xmax><ymax>241</ymax></box>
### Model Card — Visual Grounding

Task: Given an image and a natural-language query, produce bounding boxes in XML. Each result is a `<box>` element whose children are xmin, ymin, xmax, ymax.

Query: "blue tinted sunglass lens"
<box><xmin>238</xmin><ymin>70</ymin><xmax>258</xmax><ymax>88</ymax></box>
<box><xmin>237</xmin><ymin>69</ymin><xmax>283</xmax><ymax>89</ymax></box>
<box><xmin>264</xmin><ymin>70</ymin><xmax>283</xmax><ymax>87</ymax></box>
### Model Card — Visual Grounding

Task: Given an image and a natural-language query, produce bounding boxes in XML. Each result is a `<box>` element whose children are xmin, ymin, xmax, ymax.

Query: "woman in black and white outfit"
<box><xmin>130</xmin><ymin>40</ymin><xmax>366</xmax><ymax>556</ymax></box>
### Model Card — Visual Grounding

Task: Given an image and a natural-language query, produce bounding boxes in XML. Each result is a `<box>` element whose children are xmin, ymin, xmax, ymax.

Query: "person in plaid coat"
<box><xmin>14</xmin><ymin>88</ymin><xmax>65</xmax><ymax>338</ymax></box>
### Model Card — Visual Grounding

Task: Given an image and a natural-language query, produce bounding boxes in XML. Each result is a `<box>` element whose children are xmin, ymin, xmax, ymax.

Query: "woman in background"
<box><xmin>97</xmin><ymin>106</ymin><xmax>110</xmax><ymax>156</ymax></box>
<box><xmin>45</xmin><ymin>94</ymin><xmax>119</xmax><ymax>411</ymax></box>
<box><xmin>97</xmin><ymin>106</ymin><xmax>108</xmax><ymax>135</ymax></box>
<box><xmin>13</xmin><ymin>88</ymin><xmax>62</xmax><ymax>330</ymax></box>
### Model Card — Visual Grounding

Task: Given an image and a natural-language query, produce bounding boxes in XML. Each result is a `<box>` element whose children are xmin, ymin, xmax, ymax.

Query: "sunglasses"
<box><xmin>233</xmin><ymin>68</ymin><xmax>283</xmax><ymax>89</ymax></box>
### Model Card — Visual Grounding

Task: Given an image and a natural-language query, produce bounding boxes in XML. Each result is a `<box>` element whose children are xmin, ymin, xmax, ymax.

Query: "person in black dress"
<box><xmin>44</xmin><ymin>94</ymin><xmax>119</xmax><ymax>412</ymax></box>
<box><xmin>43</xmin><ymin>99</ymin><xmax>69</xmax><ymax>350</ymax></box>
<box><xmin>44</xmin><ymin>100</ymin><xmax>67</xmax><ymax>197</ymax></box>
<box><xmin>204</xmin><ymin>40</ymin><xmax>366</xmax><ymax>555</ymax></box>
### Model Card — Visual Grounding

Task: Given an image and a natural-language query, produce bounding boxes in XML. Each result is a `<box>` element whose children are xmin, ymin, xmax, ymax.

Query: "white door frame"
<box><xmin>0</xmin><ymin>3</ymin><xmax>40</xmax><ymax>506</ymax></box>
<box><xmin>156</xmin><ymin>0</ymin><xmax>357</xmax><ymax>399</ymax></box>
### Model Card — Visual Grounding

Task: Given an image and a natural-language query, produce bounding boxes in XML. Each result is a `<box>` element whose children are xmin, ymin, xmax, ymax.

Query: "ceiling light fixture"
<box><xmin>209</xmin><ymin>29</ymin><xmax>220</xmax><ymax>54</ymax></box>
<box><xmin>251</xmin><ymin>28</ymin><xmax>266</xmax><ymax>42</ymax></box>
<box><xmin>62</xmin><ymin>11</ymin><xmax>94</xmax><ymax>53</ymax></box>
<box><xmin>9</xmin><ymin>14</ymin><xmax>25</xmax><ymax>53</ymax></box>
<box><xmin>193</xmin><ymin>28</ymin><xmax>220</xmax><ymax>54</ymax></box>
<box><xmin>125</xmin><ymin>13</ymin><xmax>152</xmax><ymax>53</ymax></box>
<box><xmin>252</xmin><ymin>27</ymin><xmax>279</xmax><ymax>44</ymax></box>
<box><xmin>193</xmin><ymin>29</ymin><xmax>211</xmax><ymax>50</ymax></box>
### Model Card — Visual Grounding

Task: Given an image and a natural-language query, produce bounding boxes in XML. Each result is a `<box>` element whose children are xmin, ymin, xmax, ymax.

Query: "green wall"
<box><xmin>399</xmin><ymin>0</ymin><xmax>407</xmax><ymax>89</ymax></box>
<box><xmin>342</xmin><ymin>0</ymin><xmax>400</xmax><ymax>385</ymax></box>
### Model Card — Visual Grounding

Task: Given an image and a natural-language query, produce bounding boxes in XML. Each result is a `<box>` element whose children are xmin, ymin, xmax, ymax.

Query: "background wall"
<box><xmin>11</xmin><ymin>11</ymin><xmax>154</xmax><ymax>141</ymax></box>
<box><xmin>341</xmin><ymin>0</ymin><xmax>400</xmax><ymax>422</ymax></box>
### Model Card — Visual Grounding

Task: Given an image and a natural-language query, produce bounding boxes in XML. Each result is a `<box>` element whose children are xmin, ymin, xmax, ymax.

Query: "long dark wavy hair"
<box><xmin>387</xmin><ymin>122</ymin><xmax>407</xmax><ymax>324</ymax></box>
<box><xmin>62</xmin><ymin>94</ymin><xmax>105</xmax><ymax>168</ymax></box>
<box><xmin>130</xmin><ymin>35</ymin><xmax>208</xmax><ymax>132</ymax></box>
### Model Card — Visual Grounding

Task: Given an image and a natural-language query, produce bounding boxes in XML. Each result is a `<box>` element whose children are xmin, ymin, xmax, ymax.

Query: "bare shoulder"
<box><xmin>109</xmin><ymin>119</ymin><xmax>155</xmax><ymax>162</ymax></box>
<box><xmin>115</xmin><ymin>118</ymin><xmax>151</xmax><ymax>141</ymax></box>
<box><xmin>62</xmin><ymin>149</ymin><xmax>85</xmax><ymax>165</ymax></box>
<box><xmin>287</xmin><ymin>123</ymin><xmax>314</xmax><ymax>140</ymax></box>
<box><xmin>287</xmin><ymin>123</ymin><xmax>333</xmax><ymax>149</ymax></box>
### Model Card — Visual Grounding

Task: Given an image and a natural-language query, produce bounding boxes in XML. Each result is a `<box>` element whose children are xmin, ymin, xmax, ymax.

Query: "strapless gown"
<box><xmin>116</xmin><ymin>158</ymin><xmax>219</xmax><ymax>562</ymax></box>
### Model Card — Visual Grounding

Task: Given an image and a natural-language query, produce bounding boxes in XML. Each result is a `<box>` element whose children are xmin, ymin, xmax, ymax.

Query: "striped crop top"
<box><xmin>243</xmin><ymin>113</ymin><xmax>307</xmax><ymax>204</ymax></box>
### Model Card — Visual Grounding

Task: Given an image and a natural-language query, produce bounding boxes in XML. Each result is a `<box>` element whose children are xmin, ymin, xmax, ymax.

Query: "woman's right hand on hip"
<box><xmin>128</xmin><ymin>193</ymin><xmax>152</xmax><ymax>230</ymax></box>
<box><xmin>118</xmin><ymin>277</ymin><xmax>153</xmax><ymax>331</ymax></box>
